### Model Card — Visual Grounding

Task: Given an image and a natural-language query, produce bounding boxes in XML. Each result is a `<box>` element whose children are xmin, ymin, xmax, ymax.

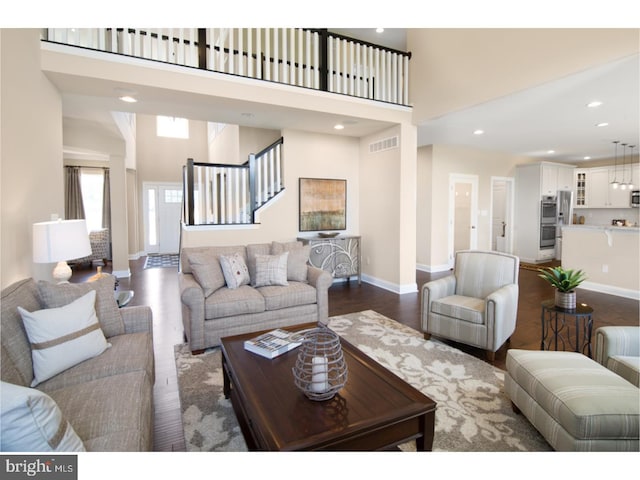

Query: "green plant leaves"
<box><xmin>537</xmin><ymin>266</ymin><xmax>587</xmax><ymax>292</ymax></box>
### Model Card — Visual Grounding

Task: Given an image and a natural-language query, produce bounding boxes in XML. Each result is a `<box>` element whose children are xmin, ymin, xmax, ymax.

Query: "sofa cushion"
<box><xmin>1</xmin><ymin>278</ymin><xmax>41</xmax><ymax>387</ymax></box>
<box><xmin>18</xmin><ymin>290</ymin><xmax>111</xmax><ymax>387</ymax></box>
<box><xmin>204</xmin><ymin>285</ymin><xmax>265</xmax><ymax>319</ymax></box>
<box><xmin>181</xmin><ymin>245</ymin><xmax>246</xmax><ymax>275</ymax></box>
<box><xmin>258</xmin><ymin>282</ymin><xmax>317</xmax><ymax>311</ymax></box>
<box><xmin>219</xmin><ymin>253</ymin><xmax>251</xmax><ymax>289</ymax></box>
<box><xmin>36</xmin><ymin>332</ymin><xmax>154</xmax><ymax>394</ymax></box>
<box><xmin>431</xmin><ymin>295</ymin><xmax>485</xmax><ymax>324</ymax></box>
<box><xmin>607</xmin><ymin>355</ymin><xmax>640</xmax><ymax>388</ymax></box>
<box><xmin>246</xmin><ymin>243</ymin><xmax>272</xmax><ymax>284</ymax></box>
<box><xmin>254</xmin><ymin>252</ymin><xmax>289</xmax><ymax>287</ymax></box>
<box><xmin>271</xmin><ymin>241</ymin><xmax>310</xmax><ymax>282</ymax></box>
<box><xmin>37</xmin><ymin>275</ymin><xmax>124</xmax><ymax>337</ymax></box>
<box><xmin>188</xmin><ymin>251</ymin><xmax>226</xmax><ymax>296</ymax></box>
<box><xmin>46</xmin><ymin>371</ymin><xmax>153</xmax><ymax>451</ymax></box>
<box><xmin>0</xmin><ymin>381</ymin><xmax>85</xmax><ymax>452</ymax></box>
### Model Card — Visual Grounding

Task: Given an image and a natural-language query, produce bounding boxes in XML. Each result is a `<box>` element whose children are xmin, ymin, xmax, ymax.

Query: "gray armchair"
<box><xmin>420</xmin><ymin>250</ymin><xmax>520</xmax><ymax>362</ymax></box>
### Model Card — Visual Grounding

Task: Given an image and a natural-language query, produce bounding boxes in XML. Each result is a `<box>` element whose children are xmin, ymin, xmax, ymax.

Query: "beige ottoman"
<box><xmin>505</xmin><ymin>349</ymin><xmax>639</xmax><ymax>451</ymax></box>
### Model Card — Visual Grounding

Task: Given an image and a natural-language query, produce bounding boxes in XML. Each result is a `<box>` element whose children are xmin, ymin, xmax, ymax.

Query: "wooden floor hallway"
<box><xmin>71</xmin><ymin>259</ymin><xmax>639</xmax><ymax>452</ymax></box>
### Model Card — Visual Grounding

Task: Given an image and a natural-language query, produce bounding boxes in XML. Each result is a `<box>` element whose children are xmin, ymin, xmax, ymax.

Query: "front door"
<box><xmin>143</xmin><ymin>182</ymin><xmax>183</xmax><ymax>254</ymax></box>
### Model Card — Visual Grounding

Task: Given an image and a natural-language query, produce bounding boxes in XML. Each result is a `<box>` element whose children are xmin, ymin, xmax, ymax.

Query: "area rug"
<box><xmin>174</xmin><ymin>310</ymin><xmax>552</xmax><ymax>452</ymax></box>
<box><xmin>143</xmin><ymin>253</ymin><xmax>179</xmax><ymax>269</ymax></box>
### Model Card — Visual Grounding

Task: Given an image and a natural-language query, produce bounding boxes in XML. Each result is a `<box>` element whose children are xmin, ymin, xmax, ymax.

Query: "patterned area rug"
<box><xmin>143</xmin><ymin>254</ymin><xmax>179</xmax><ymax>269</ymax></box>
<box><xmin>174</xmin><ymin>310</ymin><xmax>551</xmax><ymax>452</ymax></box>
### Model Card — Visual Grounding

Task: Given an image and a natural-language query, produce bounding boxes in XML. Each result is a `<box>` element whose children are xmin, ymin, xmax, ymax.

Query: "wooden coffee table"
<box><xmin>221</xmin><ymin>323</ymin><xmax>436</xmax><ymax>451</ymax></box>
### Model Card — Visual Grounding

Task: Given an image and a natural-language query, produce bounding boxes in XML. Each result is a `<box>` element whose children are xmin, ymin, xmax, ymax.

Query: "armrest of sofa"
<box><xmin>179</xmin><ymin>272</ymin><xmax>206</xmax><ymax>352</ymax></box>
<box><xmin>420</xmin><ymin>275</ymin><xmax>456</xmax><ymax>332</ymax></box>
<box><xmin>120</xmin><ymin>305</ymin><xmax>153</xmax><ymax>335</ymax></box>
<box><xmin>307</xmin><ymin>266</ymin><xmax>333</xmax><ymax>325</ymax></box>
<box><xmin>595</xmin><ymin>326</ymin><xmax>640</xmax><ymax>367</ymax></box>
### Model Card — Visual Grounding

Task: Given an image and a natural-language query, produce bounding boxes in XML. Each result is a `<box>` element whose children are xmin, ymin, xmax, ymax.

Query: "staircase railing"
<box><xmin>183</xmin><ymin>137</ymin><xmax>284</xmax><ymax>226</ymax></box>
<box><xmin>44</xmin><ymin>28</ymin><xmax>411</xmax><ymax>106</ymax></box>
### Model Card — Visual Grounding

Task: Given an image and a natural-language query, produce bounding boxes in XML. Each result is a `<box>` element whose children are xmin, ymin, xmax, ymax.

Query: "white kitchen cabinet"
<box><xmin>588</xmin><ymin>166</ymin><xmax>632</xmax><ymax>208</ymax></box>
<box><xmin>574</xmin><ymin>169</ymin><xmax>588</xmax><ymax>207</ymax></box>
<box><xmin>556</xmin><ymin>165</ymin><xmax>574</xmax><ymax>191</ymax></box>
<box><xmin>541</xmin><ymin>163</ymin><xmax>575</xmax><ymax>195</ymax></box>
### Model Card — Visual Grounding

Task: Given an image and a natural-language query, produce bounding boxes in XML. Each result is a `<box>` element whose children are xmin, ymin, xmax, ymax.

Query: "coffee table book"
<box><xmin>243</xmin><ymin>328</ymin><xmax>303</xmax><ymax>359</ymax></box>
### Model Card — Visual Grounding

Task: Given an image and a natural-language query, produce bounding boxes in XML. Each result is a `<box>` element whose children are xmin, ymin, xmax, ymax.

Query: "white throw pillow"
<box><xmin>219</xmin><ymin>253</ymin><xmax>251</xmax><ymax>289</ymax></box>
<box><xmin>254</xmin><ymin>252</ymin><xmax>289</xmax><ymax>287</ymax></box>
<box><xmin>0</xmin><ymin>381</ymin><xmax>85</xmax><ymax>452</ymax></box>
<box><xmin>18</xmin><ymin>290</ymin><xmax>111</xmax><ymax>387</ymax></box>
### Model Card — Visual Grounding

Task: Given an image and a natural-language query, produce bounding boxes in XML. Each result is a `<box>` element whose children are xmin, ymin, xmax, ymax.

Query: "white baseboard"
<box><xmin>580</xmin><ymin>281</ymin><xmax>640</xmax><ymax>300</ymax></box>
<box><xmin>417</xmin><ymin>263</ymin><xmax>451</xmax><ymax>273</ymax></box>
<box><xmin>360</xmin><ymin>273</ymin><xmax>417</xmax><ymax>295</ymax></box>
<box><xmin>129</xmin><ymin>251</ymin><xmax>145</xmax><ymax>260</ymax></box>
<box><xmin>112</xmin><ymin>268</ymin><xmax>131</xmax><ymax>279</ymax></box>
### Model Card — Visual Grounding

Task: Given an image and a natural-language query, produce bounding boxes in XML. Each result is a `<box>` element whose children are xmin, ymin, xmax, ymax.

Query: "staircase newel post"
<box><xmin>248</xmin><ymin>154</ymin><xmax>257</xmax><ymax>223</ymax></box>
<box><xmin>186</xmin><ymin>158</ymin><xmax>195</xmax><ymax>225</ymax></box>
<box><xmin>319</xmin><ymin>29</ymin><xmax>328</xmax><ymax>92</ymax></box>
<box><xmin>197</xmin><ymin>29</ymin><xmax>207</xmax><ymax>70</ymax></box>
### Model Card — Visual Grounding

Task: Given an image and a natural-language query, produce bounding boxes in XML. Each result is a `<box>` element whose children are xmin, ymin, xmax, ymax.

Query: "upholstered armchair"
<box><xmin>421</xmin><ymin>250</ymin><xmax>520</xmax><ymax>362</ymax></box>
<box><xmin>594</xmin><ymin>326</ymin><xmax>640</xmax><ymax>387</ymax></box>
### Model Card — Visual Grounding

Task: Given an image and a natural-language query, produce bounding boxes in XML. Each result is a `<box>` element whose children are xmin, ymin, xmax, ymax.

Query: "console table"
<box><xmin>298</xmin><ymin>235</ymin><xmax>361</xmax><ymax>284</ymax></box>
<box><xmin>540</xmin><ymin>299</ymin><xmax>594</xmax><ymax>357</ymax></box>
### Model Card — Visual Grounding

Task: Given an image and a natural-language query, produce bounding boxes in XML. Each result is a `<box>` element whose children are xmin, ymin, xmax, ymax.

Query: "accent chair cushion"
<box><xmin>0</xmin><ymin>381</ymin><xmax>86</xmax><ymax>452</ymax></box>
<box><xmin>607</xmin><ymin>356</ymin><xmax>640</xmax><ymax>388</ymax></box>
<box><xmin>254</xmin><ymin>253</ymin><xmax>289</xmax><ymax>287</ymax></box>
<box><xmin>219</xmin><ymin>253</ymin><xmax>251</xmax><ymax>289</ymax></box>
<box><xmin>18</xmin><ymin>290</ymin><xmax>111</xmax><ymax>387</ymax></box>
<box><xmin>37</xmin><ymin>274</ymin><xmax>124</xmax><ymax>337</ymax></box>
<box><xmin>431</xmin><ymin>295</ymin><xmax>485</xmax><ymax>324</ymax></box>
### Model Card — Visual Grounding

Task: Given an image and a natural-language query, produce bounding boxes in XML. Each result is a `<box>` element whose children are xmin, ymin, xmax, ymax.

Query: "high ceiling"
<box><xmin>56</xmin><ymin>29</ymin><xmax>639</xmax><ymax>165</ymax></box>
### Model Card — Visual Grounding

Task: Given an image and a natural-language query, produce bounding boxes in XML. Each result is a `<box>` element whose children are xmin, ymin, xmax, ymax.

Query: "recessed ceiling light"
<box><xmin>376</xmin><ymin>28</ymin><xmax>384</xmax><ymax>33</ymax></box>
<box><xmin>583</xmin><ymin>156</ymin><xmax>591</xmax><ymax>160</ymax></box>
<box><xmin>334</xmin><ymin>124</ymin><xmax>344</xmax><ymax>130</ymax></box>
<box><xmin>473</xmin><ymin>129</ymin><xmax>484</xmax><ymax>135</ymax></box>
<box><xmin>547</xmin><ymin>150</ymin><xmax>555</xmax><ymax>154</ymax></box>
<box><xmin>586</xmin><ymin>101</ymin><xmax>603</xmax><ymax>108</ymax></box>
<box><xmin>119</xmin><ymin>96</ymin><xmax>137</xmax><ymax>103</ymax></box>
<box><xmin>596</xmin><ymin>122</ymin><xmax>609</xmax><ymax>127</ymax></box>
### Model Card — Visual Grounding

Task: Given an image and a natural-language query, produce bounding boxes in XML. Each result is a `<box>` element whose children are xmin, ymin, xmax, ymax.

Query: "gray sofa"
<box><xmin>1</xmin><ymin>276</ymin><xmax>154</xmax><ymax>451</ymax></box>
<box><xmin>179</xmin><ymin>241</ymin><xmax>333</xmax><ymax>353</ymax></box>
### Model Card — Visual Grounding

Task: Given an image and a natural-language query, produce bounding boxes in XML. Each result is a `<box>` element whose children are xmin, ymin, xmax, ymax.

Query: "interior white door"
<box><xmin>491</xmin><ymin>176</ymin><xmax>515</xmax><ymax>253</ymax></box>
<box><xmin>449</xmin><ymin>174</ymin><xmax>478</xmax><ymax>267</ymax></box>
<box><xmin>143</xmin><ymin>182</ymin><xmax>182</xmax><ymax>254</ymax></box>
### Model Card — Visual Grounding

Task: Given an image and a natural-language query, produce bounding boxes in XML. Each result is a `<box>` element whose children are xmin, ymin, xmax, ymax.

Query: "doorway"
<box><xmin>143</xmin><ymin>182</ymin><xmax>183</xmax><ymax>254</ymax></box>
<box><xmin>490</xmin><ymin>176</ymin><xmax>515</xmax><ymax>254</ymax></box>
<box><xmin>448</xmin><ymin>174</ymin><xmax>478</xmax><ymax>267</ymax></box>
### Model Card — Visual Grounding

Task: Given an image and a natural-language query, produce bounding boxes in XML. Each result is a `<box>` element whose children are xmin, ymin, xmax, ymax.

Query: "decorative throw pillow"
<box><xmin>37</xmin><ymin>274</ymin><xmax>124</xmax><ymax>337</ymax></box>
<box><xmin>219</xmin><ymin>253</ymin><xmax>251</xmax><ymax>289</ymax></box>
<box><xmin>254</xmin><ymin>252</ymin><xmax>289</xmax><ymax>287</ymax></box>
<box><xmin>0</xmin><ymin>381</ymin><xmax>86</xmax><ymax>452</ymax></box>
<box><xmin>272</xmin><ymin>241</ymin><xmax>311</xmax><ymax>282</ymax></box>
<box><xmin>18</xmin><ymin>290</ymin><xmax>111</xmax><ymax>387</ymax></box>
<box><xmin>188</xmin><ymin>252</ymin><xmax>226</xmax><ymax>296</ymax></box>
<box><xmin>246</xmin><ymin>244</ymin><xmax>271</xmax><ymax>285</ymax></box>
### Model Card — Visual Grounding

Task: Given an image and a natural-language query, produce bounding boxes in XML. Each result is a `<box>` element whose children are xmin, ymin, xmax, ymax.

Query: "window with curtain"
<box><xmin>79</xmin><ymin>169</ymin><xmax>104</xmax><ymax>232</ymax></box>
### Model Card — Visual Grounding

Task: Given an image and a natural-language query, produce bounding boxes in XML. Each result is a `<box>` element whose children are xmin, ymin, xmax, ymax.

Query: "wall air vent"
<box><xmin>369</xmin><ymin>136</ymin><xmax>399</xmax><ymax>153</ymax></box>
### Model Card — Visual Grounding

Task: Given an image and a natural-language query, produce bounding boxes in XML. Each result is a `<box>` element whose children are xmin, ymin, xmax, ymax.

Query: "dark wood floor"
<box><xmin>71</xmin><ymin>258</ymin><xmax>639</xmax><ymax>452</ymax></box>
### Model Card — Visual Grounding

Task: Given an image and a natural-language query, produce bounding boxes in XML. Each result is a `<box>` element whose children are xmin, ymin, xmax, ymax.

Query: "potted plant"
<box><xmin>538</xmin><ymin>266</ymin><xmax>587</xmax><ymax>309</ymax></box>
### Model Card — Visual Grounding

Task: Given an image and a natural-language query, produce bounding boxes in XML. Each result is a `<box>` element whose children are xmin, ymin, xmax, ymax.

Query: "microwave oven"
<box><xmin>632</xmin><ymin>190</ymin><xmax>640</xmax><ymax>207</ymax></box>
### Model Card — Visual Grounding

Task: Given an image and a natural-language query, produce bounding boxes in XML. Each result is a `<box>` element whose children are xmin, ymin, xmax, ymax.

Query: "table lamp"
<box><xmin>33</xmin><ymin>219</ymin><xmax>92</xmax><ymax>282</ymax></box>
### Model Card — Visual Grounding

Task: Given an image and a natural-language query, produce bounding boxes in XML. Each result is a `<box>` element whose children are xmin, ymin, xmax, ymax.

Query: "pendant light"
<box><xmin>620</xmin><ymin>143</ymin><xmax>628</xmax><ymax>191</ymax></box>
<box><xmin>610</xmin><ymin>141</ymin><xmax>620</xmax><ymax>189</ymax></box>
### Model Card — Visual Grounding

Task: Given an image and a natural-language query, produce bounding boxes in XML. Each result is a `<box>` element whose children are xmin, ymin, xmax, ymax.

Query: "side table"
<box><xmin>540</xmin><ymin>299</ymin><xmax>594</xmax><ymax>357</ymax></box>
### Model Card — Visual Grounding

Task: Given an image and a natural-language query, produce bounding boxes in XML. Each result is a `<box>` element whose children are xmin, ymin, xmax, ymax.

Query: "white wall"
<box><xmin>1</xmin><ymin>29</ymin><xmax>64</xmax><ymax>287</ymax></box>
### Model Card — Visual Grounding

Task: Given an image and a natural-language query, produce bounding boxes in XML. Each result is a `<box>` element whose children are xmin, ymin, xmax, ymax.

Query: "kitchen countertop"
<box><xmin>562</xmin><ymin>224</ymin><xmax>639</xmax><ymax>232</ymax></box>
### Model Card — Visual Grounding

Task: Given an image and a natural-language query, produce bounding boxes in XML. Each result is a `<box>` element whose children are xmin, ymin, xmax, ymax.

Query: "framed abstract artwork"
<box><xmin>299</xmin><ymin>178</ymin><xmax>347</xmax><ymax>232</ymax></box>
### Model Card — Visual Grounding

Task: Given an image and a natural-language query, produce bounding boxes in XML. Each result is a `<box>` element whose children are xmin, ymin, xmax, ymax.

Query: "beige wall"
<box><xmin>408</xmin><ymin>29</ymin><xmax>640</xmax><ymax>123</ymax></box>
<box><xmin>1</xmin><ymin>29</ymin><xmax>64</xmax><ymax>287</ymax></box>
<box><xmin>416</xmin><ymin>146</ymin><xmax>433</xmax><ymax>269</ymax></box>
<box><xmin>239</xmin><ymin>127</ymin><xmax>281</xmax><ymax>163</ymax></box>
<box><xmin>208</xmin><ymin>124</ymin><xmax>240</xmax><ymax>165</ymax></box>
<box><xmin>420</xmin><ymin>144</ymin><xmax>533</xmax><ymax>270</ymax></box>
<box><xmin>182</xmin><ymin>129</ymin><xmax>361</xmax><ymax>247</ymax></box>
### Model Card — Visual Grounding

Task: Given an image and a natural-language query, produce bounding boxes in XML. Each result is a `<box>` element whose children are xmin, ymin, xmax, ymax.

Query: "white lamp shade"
<box><xmin>33</xmin><ymin>219</ymin><xmax>92</xmax><ymax>263</ymax></box>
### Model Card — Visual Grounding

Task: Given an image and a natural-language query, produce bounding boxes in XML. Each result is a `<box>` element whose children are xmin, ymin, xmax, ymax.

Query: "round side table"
<box><xmin>540</xmin><ymin>299</ymin><xmax>594</xmax><ymax>357</ymax></box>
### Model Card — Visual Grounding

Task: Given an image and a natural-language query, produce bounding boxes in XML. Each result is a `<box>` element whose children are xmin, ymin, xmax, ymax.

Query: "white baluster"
<box><xmin>237</xmin><ymin>28</ymin><xmax>244</xmax><ymax>76</ymax></box>
<box><xmin>282</xmin><ymin>28</ymin><xmax>288</xmax><ymax>85</ymax></box>
<box><xmin>297</xmin><ymin>29</ymin><xmax>304</xmax><ymax>86</ymax></box>
<box><xmin>256</xmin><ymin>28</ymin><xmax>262</xmax><ymax>79</ymax></box>
<box><xmin>305</xmin><ymin>29</ymin><xmax>311</xmax><ymax>87</ymax></box>
<box><xmin>355</xmin><ymin>41</ymin><xmax>361</xmax><ymax>97</ymax></box>
<box><xmin>275</xmin><ymin>145</ymin><xmax>281</xmax><ymax>192</ymax></box>
<box><xmin>403</xmin><ymin>54</ymin><xmax>409</xmax><ymax>105</ymax></box>
<box><xmin>264</xmin><ymin>28</ymin><xmax>271</xmax><ymax>81</ymax></box>
<box><xmin>342</xmin><ymin>39</ymin><xmax>348</xmax><ymax>94</ymax></box>
<box><xmin>289</xmin><ymin>29</ymin><xmax>295</xmax><ymax>85</ymax></box>
<box><xmin>273</xmin><ymin>28</ymin><xmax>279</xmax><ymax>82</ymax></box>
<box><xmin>328</xmin><ymin>35</ymin><xmax>334</xmax><ymax>92</ymax></box>
<box><xmin>392</xmin><ymin>52</ymin><xmax>398</xmax><ymax>104</ymax></box>
<box><xmin>247</xmin><ymin>28</ymin><xmax>253</xmax><ymax>78</ymax></box>
<box><xmin>313</xmin><ymin>31</ymin><xmax>319</xmax><ymax>89</ymax></box>
<box><xmin>229</xmin><ymin>28</ymin><xmax>235</xmax><ymax>74</ymax></box>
